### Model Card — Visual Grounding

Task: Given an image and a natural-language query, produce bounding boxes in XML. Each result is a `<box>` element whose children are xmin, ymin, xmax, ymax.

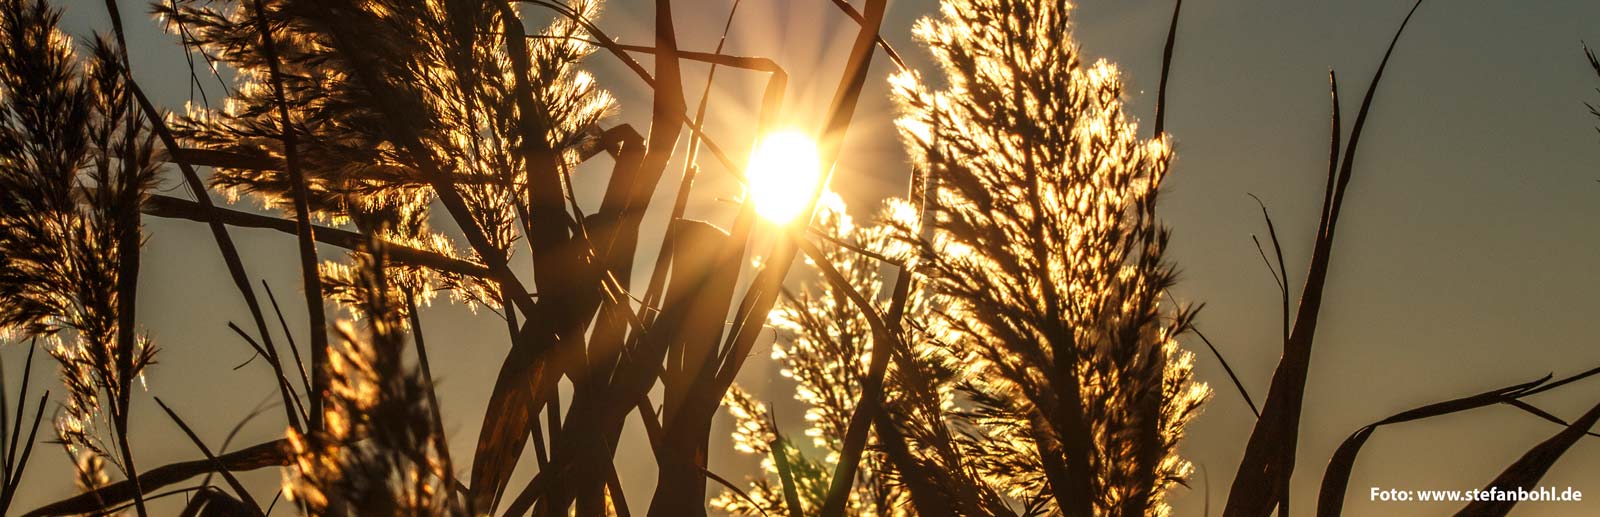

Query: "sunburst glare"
<box><xmin>746</xmin><ymin>130</ymin><xmax>824</xmax><ymax>223</ymax></box>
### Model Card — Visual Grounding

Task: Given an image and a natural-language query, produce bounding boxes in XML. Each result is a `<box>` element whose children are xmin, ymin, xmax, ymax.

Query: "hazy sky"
<box><xmin>30</xmin><ymin>0</ymin><xmax>1600</xmax><ymax>515</ymax></box>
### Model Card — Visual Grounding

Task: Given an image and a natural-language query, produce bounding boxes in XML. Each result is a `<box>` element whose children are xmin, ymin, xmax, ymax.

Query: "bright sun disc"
<box><xmin>746</xmin><ymin>130</ymin><xmax>823</xmax><ymax>223</ymax></box>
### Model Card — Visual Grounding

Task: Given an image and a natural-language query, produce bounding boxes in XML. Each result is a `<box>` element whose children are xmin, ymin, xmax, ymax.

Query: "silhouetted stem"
<box><xmin>805</xmin><ymin>233</ymin><xmax>909</xmax><ymax>516</ymax></box>
<box><xmin>639</xmin><ymin>0</ymin><xmax>747</xmax><ymax>326</ymax></box>
<box><xmin>245</xmin><ymin>0</ymin><xmax>330</xmax><ymax>432</ymax></box>
<box><xmin>95</xmin><ymin>1</ymin><xmax>148</xmax><ymax>514</ymax></box>
<box><xmin>404</xmin><ymin>289</ymin><xmax>458</xmax><ymax>509</ymax></box>
<box><xmin>769</xmin><ymin>427</ymin><xmax>804</xmax><ymax>517</ymax></box>
<box><xmin>129</xmin><ymin>78</ymin><xmax>304</xmax><ymax>438</ymax></box>
<box><xmin>142</xmin><ymin>194</ymin><xmax>492</xmax><ymax>278</ymax></box>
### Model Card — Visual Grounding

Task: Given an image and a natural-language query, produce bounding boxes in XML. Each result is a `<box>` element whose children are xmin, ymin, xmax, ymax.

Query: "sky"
<box><xmin>25</xmin><ymin>0</ymin><xmax>1600</xmax><ymax>515</ymax></box>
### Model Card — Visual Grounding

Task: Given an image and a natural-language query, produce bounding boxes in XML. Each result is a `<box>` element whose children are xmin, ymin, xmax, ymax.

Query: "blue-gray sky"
<box><xmin>27</xmin><ymin>0</ymin><xmax>1600</xmax><ymax>515</ymax></box>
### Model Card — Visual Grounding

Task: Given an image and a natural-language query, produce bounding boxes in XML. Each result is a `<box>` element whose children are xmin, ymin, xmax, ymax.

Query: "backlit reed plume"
<box><xmin>714</xmin><ymin>194</ymin><xmax>929</xmax><ymax>516</ymax></box>
<box><xmin>0</xmin><ymin>0</ymin><xmax>158</xmax><ymax>485</ymax></box>
<box><xmin>717</xmin><ymin>194</ymin><xmax>1018</xmax><ymax>517</ymax></box>
<box><xmin>716</xmin><ymin>1</ymin><xmax>1209</xmax><ymax>514</ymax></box>
<box><xmin>884</xmin><ymin>0</ymin><xmax>1208</xmax><ymax>514</ymax></box>
<box><xmin>65</xmin><ymin>448</ymin><xmax>119</xmax><ymax>516</ymax></box>
<box><xmin>284</xmin><ymin>246</ymin><xmax>463</xmax><ymax>516</ymax></box>
<box><xmin>155</xmin><ymin>0</ymin><xmax>613</xmax><ymax>310</ymax></box>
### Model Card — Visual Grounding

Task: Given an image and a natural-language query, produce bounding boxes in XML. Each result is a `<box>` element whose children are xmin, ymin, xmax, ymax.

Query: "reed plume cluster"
<box><xmin>156</xmin><ymin>0</ymin><xmax>613</xmax><ymax>309</ymax></box>
<box><xmin>0</xmin><ymin>3</ymin><xmax>160</xmax><ymax>512</ymax></box>
<box><xmin>285</xmin><ymin>247</ymin><xmax>463</xmax><ymax>516</ymax></box>
<box><xmin>890</xmin><ymin>0</ymin><xmax>1208</xmax><ymax>512</ymax></box>
<box><xmin>713</xmin><ymin>195</ymin><xmax>944</xmax><ymax>516</ymax></box>
<box><xmin>715</xmin><ymin>1</ymin><xmax>1208</xmax><ymax>514</ymax></box>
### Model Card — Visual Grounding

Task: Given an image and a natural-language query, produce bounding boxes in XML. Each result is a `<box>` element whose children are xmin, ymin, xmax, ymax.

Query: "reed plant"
<box><xmin>0</xmin><ymin>1</ymin><xmax>160</xmax><ymax>513</ymax></box>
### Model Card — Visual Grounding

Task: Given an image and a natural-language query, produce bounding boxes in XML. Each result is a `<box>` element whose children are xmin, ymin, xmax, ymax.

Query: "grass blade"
<box><xmin>640</xmin><ymin>0</ymin><xmax>745</xmax><ymax>313</ymax></box>
<box><xmin>801</xmin><ymin>234</ymin><xmax>907</xmax><ymax>516</ymax></box>
<box><xmin>3</xmin><ymin>341</ymin><xmax>37</xmax><ymax>486</ymax></box>
<box><xmin>1224</xmin><ymin>3</ymin><xmax>1426</xmax><ymax>514</ymax></box>
<box><xmin>262</xmin><ymin>282</ymin><xmax>312</xmax><ymax>403</ymax></box>
<box><xmin>1192</xmin><ymin>326</ymin><xmax>1259</xmax><ymax>418</ymax></box>
<box><xmin>20</xmin><ymin>439</ymin><xmax>289</xmax><ymax>517</ymax></box>
<box><xmin>0</xmin><ymin>392</ymin><xmax>47</xmax><ymax>515</ymax></box>
<box><xmin>226</xmin><ymin>322</ymin><xmax>308</xmax><ymax>424</ymax></box>
<box><xmin>1503</xmin><ymin>400</ymin><xmax>1600</xmax><ymax>438</ymax></box>
<box><xmin>770</xmin><ymin>419</ymin><xmax>804</xmax><ymax>517</ymax></box>
<box><xmin>1246</xmin><ymin>194</ymin><xmax>1290</xmax><ymax>345</ymax></box>
<box><xmin>706</xmin><ymin>465</ymin><xmax>774</xmax><ymax>517</ymax></box>
<box><xmin>153</xmin><ymin>398</ymin><xmax>263</xmax><ymax>516</ymax></box>
<box><xmin>1454</xmin><ymin>399</ymin><xmax>1600</xmax><ymax>516</ymax></box>
<box><xmin>1315</xmin><ymin>375</ymin><xmax>1549</xmax><ymax>516</ymax></box>
<box><xmin>1153</xmin><ymin>0</ymin><xmax>1183</xmax><ymax>135</ymax></box>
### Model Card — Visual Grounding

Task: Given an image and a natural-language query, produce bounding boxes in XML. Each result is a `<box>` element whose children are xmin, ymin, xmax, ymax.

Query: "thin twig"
<box><xmin>262</xmin><ymin>281</ymin><xmax>313</xmax><ymax>409</ymax></box>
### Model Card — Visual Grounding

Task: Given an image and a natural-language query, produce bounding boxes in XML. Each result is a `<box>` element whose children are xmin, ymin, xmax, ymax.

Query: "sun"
<box><xmin>745</xmin><ymin>130</ymin><xmax>824</xmax><ymax>224</ymax></box>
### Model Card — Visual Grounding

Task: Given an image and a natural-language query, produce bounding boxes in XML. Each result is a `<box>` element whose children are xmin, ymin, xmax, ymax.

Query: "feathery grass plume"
<box><xmin>714</xmin><ymin>194</ymin><xmax>924</xmax><ymax>516</ymax></box>
<box><xmin>712</xmin><ymin>386</ymin><xmax>824</xmax><ymax>515</ymax></box>
<box><xmin>284</xmin><ymin>245</ymin><xmax>464</xmax><ymax>516</ymax></box>
<box><xmin>884</xmin><ymin>0</ymin><xmax>1209</xmax><ymax>514</ymax></box>
<box><xmin>0</xmin><ymin>0</ymin><xmax>159</xmax><ymax>473</ymax></box>
<box><xmin>153</xmin><ymin>0</ymin><xmax>612</xmax><ymax>299</ymax></box>
<box><xmin>71</xmin><ymin>448</ymin><xmax>108</xmax><ymax>493</ymax></box>
<box><xmin>719</xmin><ymin>193</ymin><xmax>1016</xmax><ymax>516</ymax></box>
<box><xmin>319</xmin><ymin>193</ymin><xmax>455</xmax><ymax>318</ymax></box>
<box><xmin>151</xmin><ymin>0</ymin><xmax>615</xmax><ymax>510</ymax></box>
<box><xmin>64</xmin><ymin>447</ymin><xmax>121</xmax><ymax>517</ymax></box>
